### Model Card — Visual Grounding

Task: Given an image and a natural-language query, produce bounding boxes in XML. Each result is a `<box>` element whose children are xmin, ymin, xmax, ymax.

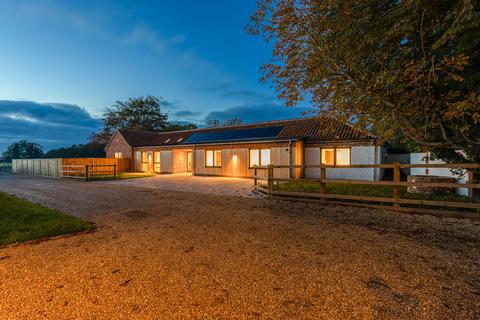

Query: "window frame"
<box><xmin>321</xmin><ymin>147</ymin><xmax>351</xmax><ymax>166</ymax></box>
<box><xmin>249</xmin><ymin>148</ymin><xmax>271</xmax><ymax>168</ymax></box>
<box><xmin>205</xmin><ymin>149</ymin><xmax>222</xmax><ymax>168</ymax></box>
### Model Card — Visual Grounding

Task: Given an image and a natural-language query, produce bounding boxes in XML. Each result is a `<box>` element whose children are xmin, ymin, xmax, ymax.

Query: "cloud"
<box><xmin>172</xmin><ymin>110</ymin><xmax>200</xmax><ymax>118</ymax></box>
<box><xmin>204</xmin><ymin>103</ymin><xmax>314</xmax><ymax>124</ymax></box>
<box><xmin>122</xmin><ymin>24</ymin><xmax>187</xmax><ymax>55</ymax></box>
<box><xmin>0</xmin><ymin>100</ymin><xmax>101</xmax><ymax>153</ymax></box>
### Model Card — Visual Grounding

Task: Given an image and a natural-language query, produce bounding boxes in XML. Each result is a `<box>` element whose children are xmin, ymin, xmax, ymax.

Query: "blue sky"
<box><xmin>0</xmin><ymin>0</ymin><xmax>311</xmax><ymax>152</ymax></box>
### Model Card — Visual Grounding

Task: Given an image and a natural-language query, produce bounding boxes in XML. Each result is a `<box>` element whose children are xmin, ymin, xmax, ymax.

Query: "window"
<box><xmin>141</xmin><ymin>151</ymin><xmax>149</xmax><ymax>172</ymax></box>
<box><xmin>114</xmin><ymin>152</ymin><xmax>122</xmax><ymax>158</ymax></box>
<box><xmin>177</xmin><ymin>137</ymin><xmax>183</xmax><ymax>142</ymax></box>
<box><xmin>321</xmin><ymin>147</ymin><xmax>350</xmax><ymax>165</ymax></box>
<box><xmin>154</xmin><ymin>151</ymin><xmax>160</xmax><ymax>173</ymax></box>
<box><xmin>206</xmin><ymin>150</ymin><xmax>222</xmax><ymax>167</ymax></box>
<box><xmin>165</xmin><ymin>139</ymin><xmax>171</xmax><ymax>143</ymax></box>
<box><xmin>249</xmin><ymin>148</ymin><xmax>271</xmax><ymax>167</ymax></box>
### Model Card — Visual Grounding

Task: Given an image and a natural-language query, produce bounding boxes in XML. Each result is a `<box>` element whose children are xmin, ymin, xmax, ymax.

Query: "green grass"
<box><xmin>275</xmin><ymin>181</ymin><xmax>478</xmax><ymax>203</ymax></box>
<box><xmin>0</xmin><ymin>192</ymin><xmax>95</xmax><ymax>246</ymax></box>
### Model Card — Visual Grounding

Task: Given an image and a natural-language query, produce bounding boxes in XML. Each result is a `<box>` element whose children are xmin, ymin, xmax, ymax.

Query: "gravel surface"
<box><xmin>0</xmin><ymin>173</ymin><xmax>479</xmax><ymax>319</ymax></box>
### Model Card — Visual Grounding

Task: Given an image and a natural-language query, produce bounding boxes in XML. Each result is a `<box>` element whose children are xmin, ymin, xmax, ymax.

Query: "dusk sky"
<box><xmin>0</xmin><ymin>0</ymin><xmax>312</xmax><ymax>152</ymax></box>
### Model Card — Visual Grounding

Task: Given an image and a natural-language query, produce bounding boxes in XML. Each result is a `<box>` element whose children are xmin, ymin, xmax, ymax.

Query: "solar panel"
<box><xmin>183</xmin><ymin>126</ymin><xmax>283</xmax><ymax>144</ymax></box>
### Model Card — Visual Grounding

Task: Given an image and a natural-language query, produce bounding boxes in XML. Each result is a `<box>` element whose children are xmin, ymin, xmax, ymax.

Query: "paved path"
<box><xmin>0</xmin><ymin>173</ymin><xmax>479</xmax><ymax>319</ymax></box>
<box><xmin>102</xmin><ymin>173</ymin><xmax>258</xmax><ymax>197</ymax></box>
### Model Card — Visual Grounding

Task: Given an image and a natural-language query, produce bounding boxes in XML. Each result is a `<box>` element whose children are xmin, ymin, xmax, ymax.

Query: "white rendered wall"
<box><xmin>410</xmin><ymin>153</ymin><xmax>468</xmax><ymax>196</ymax></box>
<box><xmin>304</xmin><ymin>146</ymin><xmax>380</xmax><ymax>181</ymax></box>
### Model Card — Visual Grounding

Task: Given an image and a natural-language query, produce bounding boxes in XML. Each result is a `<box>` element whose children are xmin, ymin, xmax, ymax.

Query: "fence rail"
<box><xmin>253</xmin><ymin>162</ymin><xmax>480</xmax><ymax>217</ymax></box>
<box><xmin>61</xmin><ymin>164</ymin><xmax>118</xmax><ymax>181</ymax></box>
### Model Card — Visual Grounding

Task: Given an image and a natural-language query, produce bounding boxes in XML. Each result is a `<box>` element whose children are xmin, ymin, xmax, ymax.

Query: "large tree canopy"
<box><xmin>90</xmin><ymin>96</ymin><xmax>197</xmax><ymax>145</ymax></box>
<box><xmin>2</xmin><ymin>140</ymin><xmax>44</xmax><ymax>161</ymax></box>
<box><xmin>249</xmin><ymin>0</ymin><xmax>480</xmax><ymax>163</ymax></box>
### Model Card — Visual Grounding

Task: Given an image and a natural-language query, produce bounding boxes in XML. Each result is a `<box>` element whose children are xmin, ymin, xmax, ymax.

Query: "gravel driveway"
<box><xmin>0</xmin><ymin>173</ymin><xmax>479</xmax><ymax>319</ymax></box>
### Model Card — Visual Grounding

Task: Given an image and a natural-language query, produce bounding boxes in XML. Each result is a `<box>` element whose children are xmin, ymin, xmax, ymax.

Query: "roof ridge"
<box><xmin>119</xmin><ymin>116</ymin><xmax>322</xmax><ymax>135</ymax></box>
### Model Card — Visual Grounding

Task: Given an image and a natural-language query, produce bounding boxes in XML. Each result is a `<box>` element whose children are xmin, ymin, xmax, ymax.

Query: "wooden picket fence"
<box><xmin>253</xmin><ymin>163</ymin><xmax>480</xmax><ymax>219</ymax></box>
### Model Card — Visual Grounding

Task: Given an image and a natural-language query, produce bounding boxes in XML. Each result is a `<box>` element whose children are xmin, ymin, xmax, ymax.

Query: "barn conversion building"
<box><xmin>105</xmin><ymin>117</ymin><xmax>384</xmax><ymax>180</ymax></box>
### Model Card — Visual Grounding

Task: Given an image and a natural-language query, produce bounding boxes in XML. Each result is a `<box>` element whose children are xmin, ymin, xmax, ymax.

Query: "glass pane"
<box><xmin>321</xmin><ymin>149</ymin><xmax>335</xmax><ymax>165</ymax></box>
<box><xmin>250</xmin><ymin>149</ymin><xmax>259</xmax><ymax>167</ymax></box>
<box><xmin>154</xmin><ymin>164</ymin><xmax>160</xmax><ymax>172</ymax></box>
<box><xmin>336</xmin><ymin>148</ymin><xmax>350</xmax><ymax>165</ymax></box>
<box><xmin>141</xmin><ymin>151</ymin><xmax>147</xmax><ymax>162</ymax></box>
<box><xmin>206</xmin><ymin>150</ymin><xmax>214</xmax><ymax>167</ymax></box>
<box><xmin>154</xmin><ymin>152</ymin><xmax>160</xmax><ymax>163</ymax></box>
<box><xmin>214</xmin><ymin>150</ymin><xmax>222</xmax><ymax>166</ymax></box>
<box><xmin>260</xmin><ymin>149</ymin><xmax>270</xmax><ymax>166</ymax></box>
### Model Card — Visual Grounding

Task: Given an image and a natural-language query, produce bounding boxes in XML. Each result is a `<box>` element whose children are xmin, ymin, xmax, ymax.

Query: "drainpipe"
<box><xmin>192</xmin><ymin>145</ymin><xmax>196</xmax><ymax>176</ymax></box>
<box><xmin>288</xmin><ymin>140</ymin><xmax>292</xmax><ymax>179</ymax></box>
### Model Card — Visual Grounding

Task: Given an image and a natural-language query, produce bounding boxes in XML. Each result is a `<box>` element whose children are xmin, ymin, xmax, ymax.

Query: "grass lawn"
<box><xmin>275</xmin><ymin>181</ymin><xmax>478</xmax><ymax>203</ymax></box>
<box><xmin>0</xmin><ymin>192</ymin><xmax>95</xmax><ymax>246</ymax></box>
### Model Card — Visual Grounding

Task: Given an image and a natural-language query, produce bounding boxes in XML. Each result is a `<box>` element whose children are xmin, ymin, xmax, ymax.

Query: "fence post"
<box><xmin>267</xmin><ymin>164</ymin><xmax>274</xmax><ymax>193</ymax></box>
<box><xmin>254</xmin><ymin>167</ymin><xmax>257</xmax><ymax>186</ymax></box>
<box><xmin>393</xmin><ymin>162</ymin><xmax>400</xmax><ymax>208</ymax></box>
<box><xmin>113</xmin><ymin>164</ymin><xmax>117</xmax><ymax>180</ymax></box>
<box><xmin>320</xmin><ymin>165</ymin><xmax>326</xmax><ymax>194</ymax></box>
<box><xmin>85</xmin><ymin>164</ymin><xmax>89</xmax><ymax>182</ymax></box>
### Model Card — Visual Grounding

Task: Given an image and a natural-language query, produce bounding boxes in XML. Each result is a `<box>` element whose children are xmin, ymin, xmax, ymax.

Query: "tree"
<box><xmin>207</xmin><ymin>117</ymin><xmax>243</xmax><ymax>128</ymax></box>
<box><xmin>2</xmin><ymin>140</ymin><xmax>44</xmax><ymax>161</ymax></box>
<box><xmin>45</xmin><ymin>144</ymin><xmax>106</xmax><ymax>158</ymax></box>
<box><xmin>90</xmin><ymin>96</ymin><xmax>169</xmax><ymax>144</ymax></box>
<box><xmin>162</xmin><ymin>122</ymin><xmax>198</xmax><ymax>132</ymax></box>
<box><xmin>249</xmin><ymin>0</ymin><xmax>480</xmax><ymax>163</ymax></box>
<box><xmin>90</xmin><ymin>96</ymin><xmax>197</xmax><ymax>144</ymax></box>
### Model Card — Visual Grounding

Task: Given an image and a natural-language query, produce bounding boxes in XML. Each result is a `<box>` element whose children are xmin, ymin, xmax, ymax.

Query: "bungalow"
<box><xmin>105</xmin><ymin>117</ymin><xmax>384</xmax><ymax>180</ymax></box>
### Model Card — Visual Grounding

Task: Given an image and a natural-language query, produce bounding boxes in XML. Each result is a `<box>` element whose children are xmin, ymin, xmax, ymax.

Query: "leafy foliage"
<box><xmin>1</xmin><ymin>140</ymin><xmax>44</xmax><ymax>161</ymax></box>
<box><xmin>90</xmin><ymin>96</ymin><xmax>197</xmax><ymax>144</ymax></box>
<box><xmin>207</xmin><ymin>117</ymin><xmax>243</xmax><ymax>127</ymax></box>
<box><xmin>44</xmin><ymin>144</ymin><xmax>106</xmax><ymax>158</ymax></box>
<box><xmin>249</xmin><ymin>0</ymin><xmax>480</xmax><ymax>163</ymax></box>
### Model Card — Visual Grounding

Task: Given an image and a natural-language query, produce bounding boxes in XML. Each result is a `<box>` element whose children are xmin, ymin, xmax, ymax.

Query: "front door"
<box><xmin>187</xmin><ymin>151</ymin><xmax>192</xmax><ymax>172</ymax></box>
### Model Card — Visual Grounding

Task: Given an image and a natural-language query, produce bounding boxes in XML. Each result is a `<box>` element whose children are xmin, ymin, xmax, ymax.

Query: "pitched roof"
<box><xmin>118</xmin><ymin>117</ymin><xmax>375</xmax><ymax>147</ymax></box>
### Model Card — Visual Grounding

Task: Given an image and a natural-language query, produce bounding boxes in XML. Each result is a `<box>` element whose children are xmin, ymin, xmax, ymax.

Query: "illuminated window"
<box><xmin>321</xmin><ymin>147</ymin><xmax>350</xmax><ymax>165</ymax></box>
<box><xmin>154</xmin><ymin>151</ymin><xmax>160</xmax><ymax>173</ymax></box>
<box><xmin>206</xmin><ymin>150</ymin><xmax>222</xmax><ymax>167</ymax></box>
<box><xmin>214</xmin><ymin>150</ymin><xmax>222</xmax><ymax>167</ymax></box>
<box><xmin>249</xmin><ymin>148</ymin><xmax>270</xmax><ymax>167</ymax></box>
<box><xmin>141</xmin><ymin>151</ymin><xmax>149</xmax><ymax>172</ymax></box>
<box><xmin>336</xmin><ymin>148</ymin><xmax>350</xmax><ymax>165</ymax></box>
<box><xmin>114</xmin><ymin>152</ymin><xmax>122</xmax><ymax>158</ymax></box>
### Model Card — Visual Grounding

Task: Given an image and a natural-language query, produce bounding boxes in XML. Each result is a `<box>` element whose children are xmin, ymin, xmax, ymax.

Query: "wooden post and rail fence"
<box><xmin>253</xmin><ymin>162</ymin><xmax>480</xmax><ymax>218</ymax></box>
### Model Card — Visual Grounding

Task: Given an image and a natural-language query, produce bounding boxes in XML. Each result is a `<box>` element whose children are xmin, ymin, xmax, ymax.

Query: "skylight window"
<box><xmin>177</xmin><ymin>137</ymin><xmax>183</xmax><ymax>142</ymax></box>
<box><xmin>165</xmin><ymin>138</ymin><xmax>171</xmax><ymax>143</ymax></box>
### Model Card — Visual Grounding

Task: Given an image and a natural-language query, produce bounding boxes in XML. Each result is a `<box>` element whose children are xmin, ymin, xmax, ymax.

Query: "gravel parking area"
<box><xmin>0</xmin><ymin>173</ymin><xmax>479</xmax><ymax>319</ymax></box>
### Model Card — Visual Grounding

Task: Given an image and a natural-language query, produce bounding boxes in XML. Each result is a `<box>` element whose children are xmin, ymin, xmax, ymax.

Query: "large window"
<box><xmin>321</xmin><ymin>147</ymin><xmax>350</xmax><ymax>165</ymax></box>
<box><xmin>153</xmin><ymin>151</ymin><xmax>160</xmax><ymax>173</ymax></box>
<box><xmin>141</xmin><ymin>151</ymin><xmax>149</xmax><ymax>172</ymax></box>
<box><xmin>249</xmin><ymin>148</ymin><xmax>271</xmax><ymax>167</ymax></box>
<box><xmin>206</xmin><ymin>150</ymin><xmax>222</xmax><ymax>167</ymax></box>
